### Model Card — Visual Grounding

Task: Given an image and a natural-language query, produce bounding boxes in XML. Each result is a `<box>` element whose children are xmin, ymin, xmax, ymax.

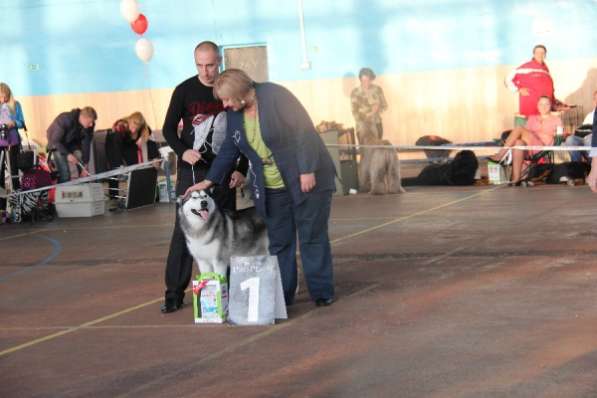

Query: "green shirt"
<box><xmin>350</xmin><ymin>84</ymin><xmax>387</xmax><ymax>124</ymax></box>
<box><xmin>244</xmin><ymin>113</ymin><xmax>285</xmax><ymax>189</ymax></box>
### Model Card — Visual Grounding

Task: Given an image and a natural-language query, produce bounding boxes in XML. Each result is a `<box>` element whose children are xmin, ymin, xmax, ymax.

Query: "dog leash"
<box><xmin>192</xmin><ymin>163</ymin><xmax>196</xmax><ymax>185</ymax></box>
<box><xmin>77</xmin><ymin>160</ymin><xmax>91</xmax><ymax>177</ymax></box>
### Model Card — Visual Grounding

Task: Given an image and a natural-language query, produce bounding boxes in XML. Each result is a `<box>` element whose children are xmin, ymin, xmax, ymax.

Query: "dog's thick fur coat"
<box><xmin>179</xmin><ymin>190</ymin><xmax>269</xmax><ymax>276</ymax></box>
<box><xmin>358</xmin><ymin>131</ymin><xmax>405</xmax><ymax>194</ymax></box>
<box><xmin>527</xmin><ymin>161</ymin><xmax>590</xmax><ymax>185</ymax></box>
<box><xmin>402</xmin><ymin>150</ymin><xmax>479</xmax><ymax>186</ymax></box>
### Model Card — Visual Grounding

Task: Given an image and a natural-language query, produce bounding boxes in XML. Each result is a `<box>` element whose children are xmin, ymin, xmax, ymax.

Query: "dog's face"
<box><xmin>180</xmin><ymin>190</ymin><xmax>217</xmax><ymax>228</ymax></box>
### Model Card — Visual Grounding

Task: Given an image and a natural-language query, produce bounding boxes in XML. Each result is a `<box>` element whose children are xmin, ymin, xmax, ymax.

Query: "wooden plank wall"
<box><xmin>15</xmin><ymin>58</ymin><xmax>597</xmax><ymax>148</ymax></box>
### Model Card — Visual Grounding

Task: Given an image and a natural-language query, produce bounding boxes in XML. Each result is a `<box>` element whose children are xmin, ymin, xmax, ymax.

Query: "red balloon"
<box><xmin>131</xmin><ymin>13</ymin><xmax>148</xmax><ymax>35</ymax></box>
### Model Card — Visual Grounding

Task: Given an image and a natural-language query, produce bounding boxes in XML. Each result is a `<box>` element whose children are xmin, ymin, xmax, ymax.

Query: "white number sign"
<box><xmin>240</xmin><ymin>277</ymin><xmax>260</xmax><ymax>323</ymax></box>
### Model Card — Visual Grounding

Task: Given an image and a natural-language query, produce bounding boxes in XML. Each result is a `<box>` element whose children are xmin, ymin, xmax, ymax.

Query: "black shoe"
<box><xmin>315</xmin><ymin>297</ymin><xmax>335</xmax><ymax>307</ymax></box>
<box><xmin>160</xmin><ymin>298</ymin><xmax>183</xmax><ymax>313</ymax></box>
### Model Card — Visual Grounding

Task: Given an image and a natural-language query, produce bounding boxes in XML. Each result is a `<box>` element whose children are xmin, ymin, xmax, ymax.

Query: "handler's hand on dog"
<box><xmin>185</xmin><ymin>180</ymin><xmax>213</xmax><ymax>196</ymax></box>
<box><xmin>300</xmin><ymin>173</ymin><xmax>316</xmax><ymax>192</ymax></box>
<box><xmin>182</xmin><ymin>149</ymin><xmax>202</xmax><ymax>165</ymax></box>
<box><xmin>229</xmin><ymin>171</ymin><xmax>245</xmax><ymax>189</ymax></box>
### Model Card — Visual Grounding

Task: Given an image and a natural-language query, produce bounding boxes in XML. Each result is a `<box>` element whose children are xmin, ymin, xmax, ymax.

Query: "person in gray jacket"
<box><xmin>46</xmin><ymin>107</ymin><xmax>97</xmax><ymax>182</ymax></box>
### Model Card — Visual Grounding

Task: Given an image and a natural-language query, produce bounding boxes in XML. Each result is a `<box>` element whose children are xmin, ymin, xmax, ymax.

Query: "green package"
<box><xmin>192</xmin><ymin>272</ymin><xmax>228</xmax><ymax>324</ymax></box>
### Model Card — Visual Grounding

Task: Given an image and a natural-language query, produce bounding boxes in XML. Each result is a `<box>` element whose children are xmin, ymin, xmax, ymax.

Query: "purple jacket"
<box><xmin>0</xmin><ymin>101</ymin><xmax>25</xmax><ymax>147</ymax></box>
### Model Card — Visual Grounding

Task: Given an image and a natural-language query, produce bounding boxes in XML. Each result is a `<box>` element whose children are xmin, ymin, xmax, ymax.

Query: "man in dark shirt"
<box><xmin>161</xmin><ymin>41</ymin><xmax>246</xmax><ymax>313</ymax></box>
<box><xmin>46</xmin><ymin>107</ymin><xmax>97</xmax><ymax>183</ymax></box>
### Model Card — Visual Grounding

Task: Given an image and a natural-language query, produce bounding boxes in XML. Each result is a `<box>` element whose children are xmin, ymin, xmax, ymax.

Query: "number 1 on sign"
<box><xmin>240</xmin><ymin>277</ymin><xmax>260</xmax><ymax>322</ymax></box>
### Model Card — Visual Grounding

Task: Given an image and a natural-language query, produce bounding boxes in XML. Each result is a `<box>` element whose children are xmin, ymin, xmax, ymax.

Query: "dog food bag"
<box><xmin>228</xmin><ymin>255</ymin><xmax>287</xmax><ymax>325</ymax></box>
<box><xmin>193</xmin><ymin>272</ymin><xmax>228</xmax><ymax>324</ymax></box>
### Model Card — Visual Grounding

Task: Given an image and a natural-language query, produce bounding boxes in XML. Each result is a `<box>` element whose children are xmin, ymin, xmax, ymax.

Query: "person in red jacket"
<box><xmin>506</xmin><ymin>44</ymin><xmax>556</xmax><ymax>117</ymax></box>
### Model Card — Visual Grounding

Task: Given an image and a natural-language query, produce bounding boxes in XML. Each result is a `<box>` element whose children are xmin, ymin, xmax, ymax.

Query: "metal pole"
<box><xmin>297</xmin><ymin>0</ymin><xmax>311</xmax><ymax>70</ymax></box>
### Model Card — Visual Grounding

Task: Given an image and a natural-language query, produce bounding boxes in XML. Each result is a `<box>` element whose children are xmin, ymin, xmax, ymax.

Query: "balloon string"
<box><xmin>143</xmin><ymin>62</ymin><xmax>160</xmax><ymax>131</ymax></box>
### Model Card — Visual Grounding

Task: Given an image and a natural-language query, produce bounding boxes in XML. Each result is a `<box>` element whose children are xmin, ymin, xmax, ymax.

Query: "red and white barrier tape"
<box><xmin>325</xmin><ymin>143</ymin><xmax>595</xmax><ymax>152</ymax></box>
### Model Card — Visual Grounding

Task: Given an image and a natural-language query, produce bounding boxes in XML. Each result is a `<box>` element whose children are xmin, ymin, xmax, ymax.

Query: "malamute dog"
<box><xmin>178</xmin><ymin>190</ymin><xmax>269</xmax><ymax>276</ymax></box>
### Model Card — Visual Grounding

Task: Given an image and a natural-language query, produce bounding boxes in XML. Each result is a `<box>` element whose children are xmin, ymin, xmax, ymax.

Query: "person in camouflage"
<box><xmin>350</xmin><ymin>67</ymin><xmax>388</xmax><ymax>142</ymax></box>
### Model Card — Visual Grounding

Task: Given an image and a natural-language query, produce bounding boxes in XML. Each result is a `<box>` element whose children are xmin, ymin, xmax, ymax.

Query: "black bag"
<box><xmin>17</xmin><ymin>123</ymin><xmax>35</xmax><ymax>171</ymax></box>
<box><xmin>415</xmin><ymin>135</ymin><xmax>452</xmax><ymax>163</ymax></box>
<box><xmin>17</xmin><ymin>150</ymin><xmax>34</xmax><ymax>171</ymax></box>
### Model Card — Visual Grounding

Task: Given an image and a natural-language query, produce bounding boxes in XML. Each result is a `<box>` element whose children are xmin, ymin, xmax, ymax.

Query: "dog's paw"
<box><xmin>388</xmin><ymin>187</ymin><xmax>406</xmax><ymax>194</ymax></box>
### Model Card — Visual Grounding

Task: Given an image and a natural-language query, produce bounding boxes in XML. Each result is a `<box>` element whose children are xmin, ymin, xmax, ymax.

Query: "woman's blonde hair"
<box><xmin>127</xmin><ymin>111</ymin><xmax>147</xmax><ymax>128</ymax></box>
<box><xmin>0</xmin><ymin>82</ymin><xmax>17</xmax><ymax>115</ymax></box>
<box><xmin>213</xmin><ymin>69</ymin><xmax>254</xmax><ymax>101</ymax></box>
<box><xmin>126</xmin><ymin>111</ymin><xmax>150</xmax><ymax>137</ymax></box>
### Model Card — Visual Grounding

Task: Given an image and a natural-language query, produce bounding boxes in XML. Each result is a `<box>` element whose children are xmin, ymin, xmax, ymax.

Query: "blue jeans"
<box><xmin>264</xmin><ymin>188</ymin><xmax>335</xmax><ymax>305</ymax></box>
<box><xmin>564</xmin><ymin>134</ymin><xmax>592</xmax><ymax>162</ymax></box>
<box><xmin>53</xmin><ymin>150</ymin><xmax>82</xmax><ymax>183</ymax></box>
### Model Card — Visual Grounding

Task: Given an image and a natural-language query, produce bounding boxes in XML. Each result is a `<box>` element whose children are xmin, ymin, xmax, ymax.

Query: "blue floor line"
<box><xmin>0</xmin><ymin>236</ymin><xmax>62</xmax><ymax>283</ymax></box>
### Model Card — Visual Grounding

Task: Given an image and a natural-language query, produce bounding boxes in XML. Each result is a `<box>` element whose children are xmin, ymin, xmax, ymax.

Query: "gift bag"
<box><xmin>192</xmin><ymin>272</ymin><xmax>228</xmax><ymax>324</ymax></box>
<box><xmin>228</xmin><ymin>255</ymin><xmax>288</xmax><ymax>325</ymax></box>
<box><xmin>487</xmin><ymin>161</ymin><xmax>510</xmax><ymax>185</ymax></box>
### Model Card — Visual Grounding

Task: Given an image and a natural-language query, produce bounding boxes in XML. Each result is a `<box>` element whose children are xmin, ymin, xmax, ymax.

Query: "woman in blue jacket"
<box><xmin>186</xmin><ymin>69</ymin><xmax>336</xmax><ymax>307</ymax></box>
<box><xmin>0</xmin><ymin>82</ymin><xmax>25</xmax><ymax>191</ymax></box>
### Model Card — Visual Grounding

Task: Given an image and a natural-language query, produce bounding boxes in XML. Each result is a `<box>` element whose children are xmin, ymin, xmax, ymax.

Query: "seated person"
<box><xmin>46</xmin><ymin>107</ymin><xmax>97</xmax><ymax>183</ymax></box>
<box><xmin>489</xmin><ymin>96</ymin><xmax>562</xmax><ymax>185</ymax></box>
<box><xmin>564</xmin><ymin>89</ymin><xmax>596</xmax><ymax>162</ymax></box>
<box><xmin>111</xmin><ymin>111</ymin><xmax>160</xmax><ymax>166</ymax></box>
<box><xmin>107</xmin><ymin>112</ymin><xmax>161</xmax><ymax>201</ymax></box>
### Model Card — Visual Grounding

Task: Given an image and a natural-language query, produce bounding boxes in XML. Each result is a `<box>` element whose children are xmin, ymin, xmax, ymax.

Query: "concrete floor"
<box><xmin>2</xmin><ymin>184</ymin><xmax>597</xmax><ymax>397</ymax></box>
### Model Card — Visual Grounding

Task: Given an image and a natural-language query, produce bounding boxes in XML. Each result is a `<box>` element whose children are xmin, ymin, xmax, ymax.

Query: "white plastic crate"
<box><xmin>55</xmin><ymin>183</ymin><xmax>105</xmax><ymax>217</ymax></box>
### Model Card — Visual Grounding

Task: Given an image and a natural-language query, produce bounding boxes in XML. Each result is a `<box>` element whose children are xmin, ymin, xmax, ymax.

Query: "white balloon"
<box><xmin>135</xmin><ymin>38</ymin><xmax>154</xmax><ymax>63</ymax></box>
<box><xmin>120</xmin><ymin>0</ymin><xmax>139</xmax><ymax>23</ymax></box>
